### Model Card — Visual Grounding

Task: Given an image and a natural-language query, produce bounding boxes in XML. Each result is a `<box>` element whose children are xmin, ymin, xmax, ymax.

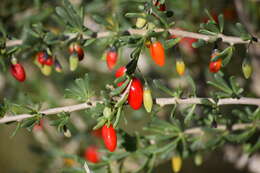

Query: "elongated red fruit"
<box><xmin>102</xmin><ymin>124</ymin><xmax>117</xmax><ymax>152</ymax></box>
<box><xmin>115</xmin><ymin>66</ymin><xmax>127</xmax><ymax>86</ymax></box>
<box><xmin>106</xmin><ymin>49</ymin><xmax>118</xmax><ymax>70</ymax></box>
<box><xmin>128</xmin><ymin>78</ymin><xmax>143</xmax><ymax>110</ymax></box>
<box><xmin>115</xmin><ymin>66</ymin><xmax>127</xmax><ymax>78</ymax></box>
<box><xmin>10</xmin><ymin>63</ymin><xmax>26</xmax><ymax>82</ymax></box>
<box><xmin>84</xmin><ymin>146</ymin><xmax>100</xmax><ymax>163</ymax></box>
<box><xmin>149</xmin><ymin>41</ymin><xmax>165</xmax><ymax>67</ymax></box>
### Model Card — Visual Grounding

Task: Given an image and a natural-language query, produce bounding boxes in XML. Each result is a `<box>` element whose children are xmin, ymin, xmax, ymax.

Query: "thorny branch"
<box><xmin>1</xmin><ymin>97</ymin><xmax>260</xmax><ymax>124</ymax></box>
<box><xmin>5</xmin><ymin>28</ymin><xmax>259</xmax><ymax>47</ymax></box>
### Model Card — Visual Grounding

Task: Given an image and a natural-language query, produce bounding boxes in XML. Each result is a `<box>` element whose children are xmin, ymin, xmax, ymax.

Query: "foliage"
<box><xmin>0</xmin><ymin>0</ymin><xmax>260</xmax><ymax>172</ymax></box>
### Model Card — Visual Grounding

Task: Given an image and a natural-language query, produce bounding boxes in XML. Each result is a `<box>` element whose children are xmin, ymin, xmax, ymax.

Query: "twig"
<box><xmin>156</xmin><ymin>97</ymin><xmax>260</xmax><ymax>107</ymax></box>
<box><xmin>0</xmin><ymin>97</ymin><xmax>260</xmax><ymax>124</ymax></box>
<box><xmin>5</xmin><ymin>28</ymin><xmax>258</xmax><ymax>48</ymax></box>
<box><xmin>0</xmin><ymin>101</ymin><xmax>100</xmax><ymax>124</ymax></box>
<box><xmin>184</xmin><ymin>123</ymin><xmax>253</xmax><ymax>135</ymax></box>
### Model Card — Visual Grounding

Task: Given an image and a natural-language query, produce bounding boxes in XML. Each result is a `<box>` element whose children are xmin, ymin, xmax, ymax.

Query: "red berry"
<box><xmin>115</xmin><ymin>66</ymin><xmax>127</xmax><ymax>86</ymax></box>
<box><xmin>10</xmin><ymin>63</ymin><xmax>26</xmax><ymax>82</ymax></box>
<box><xmin>209</xmin><ymin>59</ymin><xmax>222</xmax><ymax>73</ymax></box>
<box><xmin>115</xmin><ymin>66</ymin><xmax>127</xmax><ymax>78</ymax></box>
<box><xmin>106</xmin><ymin>50</ymin><xmax>118</xmax><ymax>70</ymax></box>
<box><xmin>128</xmin><ymin>78</ymin><xmax>143</xmax><ymax>110</ymax></box>
<box><xmin>102</xmin><ymin>124</ymin><xmax>117</xmax><ymax>152</ymax></box>
<box><xmin>159</xmin><ymin>4</ymin><xmax>166</xmax><ymax>11</ymax></box>
<box><xmin>149</xmin><ymin>41</ymin><xmax>165</xmax><ymax>67</ymax></box>
<box><xmin>45</xmin><ymin>57</ymin><xmax>54</xmax><ymax>66</ymax></box>
<box><xmin>209</xmin><ymin>50</ymin><xmax>222</xmax><ymax>73</ymax></box>
<box><xmin>37</xmin><ymin>51</ymin><xmax>48</xmax><ymax>65</ymax></box>
<box><xmin>84</xmin><ymin>146</ymin><xmax>100</xmax><ymax>163</ymax></box>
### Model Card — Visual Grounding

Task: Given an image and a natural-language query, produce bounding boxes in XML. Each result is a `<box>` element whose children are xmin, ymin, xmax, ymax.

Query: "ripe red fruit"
<box><xmin>128</xmin><ymin>78</ymin><xmax>143</xmax><ymax>110</ymax></box>
<box><xmin>45</xmin><ymin>57</ymin><xmax>53</xmax><ymax>66</ymax></box>
<box><xmin>209</xmin><ymin>59</ymin><xmax>222</xmax><ymax>73</ymax></box>
<box><xmin>84</xmin><ymin>146</ymin><xmax>100</xmax><ymax>163</ymax></box>
<box><xmin>37</xmin><ymin>51</ymin><xmax>48</xmax><ymax>65</ymax></box>
<box><xmin>106</xmin><ymin>49</ymin><xmax>118</xmax><ymax>70</ymax></box>
<box><xmin>115</xmin><ymin>66</ymin><xmax>127</xmax><ymax>78</ymax></box>
<box><xmin>159</xmin><ymin>4</ymin><xmax>166</xmax><ymax>11</ymax></box>
<box><xmin>115</xmin><ymin>66</ymin><xmax>127</xmax><ymax>86</ymax></box>
<box><xmin>209</xmin><ymin>50</ymin><xmax>222</xmax><ymax>73</ymax></box>
<box><xmin>10</xmin><ymin>63</ymin><xmax>26</xmax><ymax>82</ymax></box>
<box><xmin>69</xmin><ymin>43</ymin><xmax>84</xmax><ymax>61</ymax></box>
<box><xmin>102</xmin><ymin>124</ymin><xmax>117</xmax><ymax>152</ymax></box>
<box><xmin>149</xmin><ymin>41</ymin><xmax>165</xmax><ymax>67</ymax></box>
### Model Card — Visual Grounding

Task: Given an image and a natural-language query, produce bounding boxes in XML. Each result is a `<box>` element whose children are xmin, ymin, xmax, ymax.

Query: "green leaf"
<box><xmin>125</xmin><ymin>13</ymin><xmax>146</xmax><ymax>18</ymax></box>
<box><xmin>236</xmin><ymin>23</ymin><xmax>247</xmax><ymax>34</ymax></box>
<box><xmin>202</xmin><ymin>21</ymin><xmax>219</xmax><ymax>33</ymax></box>
<box><xmin>186</xmin><ymin>75</ymin><xmax>196</xmax><ymax>95</ymax></box>
<box><xmin>164</xmin><ymin>38</ymin><xmax>181</xmax><ymax>49</ymax></box>
<box><xmin>63</xmin><ymin>0</ymin><xmax>82</xmax><ymax>28</ymax></box>
<box><xmin>199</xmin><ymin>29</ymin><xmax>217</xmax><ymax>36</ymax></box>
<box><xmin>218</xmin><ymin>14</ymin><xmax>224</xmax><ymax>33</ymax></box>
<box><xmin>222</xmin><ymin>47</ymin><xmax>234</xmax><ymax>67</ymax></box>
<box><xmin>211</xmin><ymin>46</ymin><xmax>234</xmax><ymax>67</ymax></box>
<box><xmin>10</xmin><ymin>122</ymin><xmax>21</xmax><ymax>138</ymax></box>
<box><xmin>56</xmin><ymin>7</ymin><xmax>74</xmax><ymax>27</ymax></box>
<box><xmin>65</xmin><ymin>74</ymin><xmax>94</xmax><ymax>102</ymax></box>
<box><xmin>201</xmin><ymin>98</ymin><xmax>215</xmax><ymax>106</ymax></box>
<box><xmin>0</xmin><ymin>99</ymin><xmax>10</xmax><ymax>117</ymax></box>
<box><xmin>83</xmin><ymin>38</ymin><xmax>96</xmax><ymax>47</ymax></box>
<box><xmin>111</xmin><ymin>78</ymin><xmax>130</xmax><ymax>96</ymax></box>
<box><xmin>21</xmin><ymin>117</ymin><xmax>37</xmax><ymax>128</ymax></box>
<box><xmin>91</xmin><ymin>15</ymin><xmax>110</xmax><ymax>26</ymax></box>
<box><xmin>229</xmin><ymin>76</ymin><xmax>243</xmax><ymax>96</ymax></box>
<box><xmin>184</xmin><ymin>104</ymin><xmax>196</xmax><ymax>125</ymax></box>
<box><xmin>192</xmin><ymin>39</ymin><xmax>206</xmax><ymax>48</ymax></box>
<box><xmin>207</xmin><ymin>74</ymin><xmax>233</xmax><ymax>95</ymax></box>
<box><xmin>235</xmin><ymin>23</ymin><xmax>252</xmax><ymax>41</ymax></box>
<box><xmin>114</xmin><ymin>75</ymin><xmax>127</xmax><ymax>85</ymax></box>
<box><xmin>205</xmin><ymin>9</ymin><xmax>217</xmax><ymax>24</ymax></box>
<box><xmin>153</xmin><ymin>80</ymin><xmax>176</xmax><ymax>97</ymax></box>
<box><xmin>226</xmin><ymin>128</ymin><xmax>255</xmax><ymax>143</ymax></box>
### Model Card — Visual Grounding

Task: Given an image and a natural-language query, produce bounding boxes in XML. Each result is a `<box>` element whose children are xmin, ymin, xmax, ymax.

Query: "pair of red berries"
<box><xmin>37</xmin><ymin>51</ymin><xmax>54</xmax><ymax>66</ymax></box>
<box><xmin>115</xmin><ymin>66</ymin><xmax>143</xmax><ymax>110</ymax></box>
<box><xmin>10</xmin><ymin>58</ymin><xmax>26</xmax><ymax>82</ymax></box>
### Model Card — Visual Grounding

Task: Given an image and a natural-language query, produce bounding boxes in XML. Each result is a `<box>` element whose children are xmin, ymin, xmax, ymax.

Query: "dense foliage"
<box><xmin>0</xmin><ymin>0</ymin><xmax>260</xmax><ymax>172</ymax></box>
